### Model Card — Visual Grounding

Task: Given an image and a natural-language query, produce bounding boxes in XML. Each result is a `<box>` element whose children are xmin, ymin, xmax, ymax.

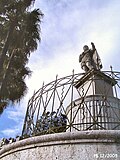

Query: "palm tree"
<box><xmin>0</xmin><ymin>0</ymin><xmax>43</xmax><ymax>113</ymax></box>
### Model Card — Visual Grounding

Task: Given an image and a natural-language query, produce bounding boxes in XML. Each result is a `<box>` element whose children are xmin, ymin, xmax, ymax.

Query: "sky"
<box><xmin>0</xmin><ymin>0</ymin><xmax>120</xmax><ymax>138</ymax></box>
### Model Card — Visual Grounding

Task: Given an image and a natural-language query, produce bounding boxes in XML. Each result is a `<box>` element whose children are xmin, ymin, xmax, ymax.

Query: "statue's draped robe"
<box><xmin>92</xmin><ymin>50</ymin><xmax>102</xmax><ymax>70</ymax></box>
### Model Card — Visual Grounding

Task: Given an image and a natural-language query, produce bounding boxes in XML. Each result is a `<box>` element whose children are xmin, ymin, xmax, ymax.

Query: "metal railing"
<box><xmin>66</xmin><ymin>95</ymin><xmax>120</xmax><ymax>131</ymax></box>
<box><xmin>22</xmin><ymin>70</ymin><xmax>120</xmax><ymax>137</ymax></box>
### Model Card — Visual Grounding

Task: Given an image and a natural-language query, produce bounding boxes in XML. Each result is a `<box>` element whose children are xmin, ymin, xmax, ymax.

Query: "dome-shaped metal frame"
<box><xmin>22</xmin><ymin>70</ymin><xmax>120</xmax><ymax>137</ymax></box>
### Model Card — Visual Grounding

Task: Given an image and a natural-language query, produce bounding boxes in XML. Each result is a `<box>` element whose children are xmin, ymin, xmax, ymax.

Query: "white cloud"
<box><xmin>1</xmin><ymin>127</ymin><xmax>21</xmax><ymax>138</ymax></box>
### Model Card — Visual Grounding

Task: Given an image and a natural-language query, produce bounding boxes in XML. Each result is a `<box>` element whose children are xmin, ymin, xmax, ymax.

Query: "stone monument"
<box><xmin>67</xmin><ymin>43</ymin><xmax>120</xmax><ymax>132</ymax></box>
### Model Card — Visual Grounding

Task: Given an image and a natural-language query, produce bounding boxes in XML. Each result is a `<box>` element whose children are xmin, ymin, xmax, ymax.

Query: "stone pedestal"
<box><xmin>66</xmin><ymin>70</ymin><xmax>120</xmax><ymax>131</ymax></box>
<box><xmin>75</xmin><ymin>70</ymin><xmax>117</xmax><ymax>97</ymax></box>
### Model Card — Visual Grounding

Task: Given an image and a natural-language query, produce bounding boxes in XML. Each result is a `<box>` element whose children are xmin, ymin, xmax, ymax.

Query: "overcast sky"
<box><xmin>0</xmin><ymin>0</ymin><xmax>120</xmax><ymax>138</ymax></box>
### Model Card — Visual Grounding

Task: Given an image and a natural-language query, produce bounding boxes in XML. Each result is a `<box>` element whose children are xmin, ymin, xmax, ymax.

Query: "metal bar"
<box><xmin>70</xmin><ymin>70</ymin><xmax>74</xmax><ymax>132</ymax></box>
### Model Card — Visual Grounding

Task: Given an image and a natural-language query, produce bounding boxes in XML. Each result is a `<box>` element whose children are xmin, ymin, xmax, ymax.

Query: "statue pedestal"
<box><xmin>66</xmin><ymin>70</ymin><xmax>120</xmax><ymax>131</ymax></box>
<box><xmin>75</xmin><ymin>70</ymin><xmax>117</xmax><ymax>97</ymax></box>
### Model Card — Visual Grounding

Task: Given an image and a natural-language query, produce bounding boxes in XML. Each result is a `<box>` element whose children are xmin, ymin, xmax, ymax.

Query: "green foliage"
<box><xmin>0</xmin><ymin>0</ymin><xmax>43</xmax><ymax>114</ymax></box>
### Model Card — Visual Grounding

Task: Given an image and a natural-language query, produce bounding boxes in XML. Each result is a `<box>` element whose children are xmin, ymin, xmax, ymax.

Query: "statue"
<box><xmin>79</xmin><ymin>42</ymin><xmax>102</xmax><ymax>72</ymax></box>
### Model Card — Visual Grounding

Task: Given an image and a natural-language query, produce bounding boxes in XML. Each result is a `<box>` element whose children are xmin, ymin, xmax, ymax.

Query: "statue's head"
<box><xmin>83</xmin><ymin>45</ymin><xmax>89</xmax><ymax>51</ymax></box>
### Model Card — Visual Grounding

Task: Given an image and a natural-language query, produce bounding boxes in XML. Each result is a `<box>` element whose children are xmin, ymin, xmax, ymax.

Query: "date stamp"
<box><xmin>94</xmin><ymin>153</ymin><xmax>118</xmax><ymax>159</ymax></box>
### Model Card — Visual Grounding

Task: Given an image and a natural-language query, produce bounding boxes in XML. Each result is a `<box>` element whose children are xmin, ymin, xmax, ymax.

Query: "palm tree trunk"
<box><xmin>0</xmin><ymin>23</ymin><xmax>15</xmax><ymax>73</ymax></box>
<box><xmin>0</xmin><ymin>49</ymin><xmax>15</xmax><ymax>97</ymax></box>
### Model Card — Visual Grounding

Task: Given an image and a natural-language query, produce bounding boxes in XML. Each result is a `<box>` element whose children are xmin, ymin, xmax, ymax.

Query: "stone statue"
<box><xmin>79</xmin><ymin>42</ymin><xmax>102</xmax><ymax>72</ymax></box>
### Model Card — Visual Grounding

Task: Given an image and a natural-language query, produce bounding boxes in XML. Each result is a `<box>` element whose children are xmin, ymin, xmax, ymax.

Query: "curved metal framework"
<box><xmin>22</xmin><ymin>69</ymin><xmax>120</xmax><ymax>137</ymax></box>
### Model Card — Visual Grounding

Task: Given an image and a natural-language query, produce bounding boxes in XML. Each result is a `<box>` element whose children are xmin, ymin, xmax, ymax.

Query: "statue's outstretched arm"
<box><xmin>91</xmin><ymin>42</ymin><xmax>96</xmax><ymax>51</ymax></box>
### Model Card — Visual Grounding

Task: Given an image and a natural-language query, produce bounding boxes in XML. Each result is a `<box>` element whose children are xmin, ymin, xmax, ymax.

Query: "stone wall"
<box><xmin>0</xmin><ymin>130</ymin><xmax>120</xmax><ymax>160</ymax></box>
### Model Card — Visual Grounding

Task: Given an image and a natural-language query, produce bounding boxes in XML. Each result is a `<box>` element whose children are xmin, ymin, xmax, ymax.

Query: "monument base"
<box><xmin>0</xmin><ymin>130</ymin><xmax>120</xmax><ymax>160</ymax></box>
